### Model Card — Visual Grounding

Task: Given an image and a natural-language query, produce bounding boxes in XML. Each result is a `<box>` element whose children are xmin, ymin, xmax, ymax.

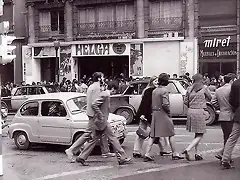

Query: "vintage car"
<box><xmin>110</xmin><ymin>78</ymin><xmax>216</xmax><ymax>126</ymax></box>
<box><xmin>8</xmin><ymin>92</ymin><xmax>127</xmax><ymax>150</ymax></box>
<box><xmin>1</xmin><ymin>85</ymin><xmax>60</xmax><ymax>113</ymax></box>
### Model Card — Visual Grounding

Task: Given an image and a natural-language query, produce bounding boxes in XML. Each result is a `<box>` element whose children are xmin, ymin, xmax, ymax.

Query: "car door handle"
<box><xmin>66</xmin><ymin>118</ymin><xmax>71</xmax><ymax>121</ymax></box>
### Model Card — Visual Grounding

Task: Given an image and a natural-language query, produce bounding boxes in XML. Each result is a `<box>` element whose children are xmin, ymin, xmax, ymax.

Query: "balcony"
<box><xmin>77</xmin><ymin>20</ymin><xmax>136</xmax><ymax>40</ymax></box>
<box><xmin>148</xmin><ymin>17</ymin><xmax>183</xmax><ymax>37</ymax></box>
<box><xmin>39</xmin><ymin>24</ymin><xmax>65</xmax><ymax>38</ymax></box>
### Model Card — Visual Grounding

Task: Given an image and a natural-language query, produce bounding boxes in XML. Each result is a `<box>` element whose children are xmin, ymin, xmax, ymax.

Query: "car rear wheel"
<box><xmin>115</xmin><ymin>108</ymin><xmax>134</xmax><ymax>124</ymax></box>
<box><xmin>14</xmin><ymin>131</ymin><xmax>31</xmax><ymax>150</ymax></box>
<box><xmin>205</xmin><ymin>105</ymin><xmax>216</xmax><ymax>126</ymax></box>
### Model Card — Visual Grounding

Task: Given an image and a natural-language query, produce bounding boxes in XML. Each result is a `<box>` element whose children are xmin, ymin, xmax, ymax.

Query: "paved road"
<box><xmin>2</xmin><ymin>116</ymin><xmax>240</xmax><ymax>180</ymax></box>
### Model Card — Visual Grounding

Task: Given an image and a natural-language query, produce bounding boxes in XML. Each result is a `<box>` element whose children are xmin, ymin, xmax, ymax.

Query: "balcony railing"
<box><xmin>77</xmin><ymin>20</ymin><xmax>136</xmax><ymax>39</ymax></box>
<box><xmin>39</xmin><ymin>24</ymin><xmax>64</xmax><ymax>38</ymax></box>
<box><xmin>149</xmin><ymin>17</ymin><xmax>183</xmax><ymax>30</ymax></box>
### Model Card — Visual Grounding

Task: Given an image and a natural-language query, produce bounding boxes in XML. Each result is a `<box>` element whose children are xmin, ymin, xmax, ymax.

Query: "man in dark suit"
<box><xmin>221</xmin><ymin>74</ymin><xmax>240</xmax><ymax>169</ymax></box>
<box><xmin>76</xmin><ymin>82</ymin><xmax>132</xmax><ymax>166</ymax></box>
<box><xmin>211</xmin><ymin>74</ymin><xmax>235</xmax><ymax>160</ymax></box>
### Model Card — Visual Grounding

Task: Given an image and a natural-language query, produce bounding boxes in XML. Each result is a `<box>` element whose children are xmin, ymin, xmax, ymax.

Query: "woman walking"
<box><xmin>144</xmin><ymin>73</ymin><xmax>183</xmax><ymax>161</ymax></box>
<box><xmin>133</xmin><ymin>76</ymin><xmax>170</xmax><ymax>158</ymax></box>
<box><xmin>182</xmin><ymin>73</ymin><xmax>212</xmax><ymax>161</ymax></box>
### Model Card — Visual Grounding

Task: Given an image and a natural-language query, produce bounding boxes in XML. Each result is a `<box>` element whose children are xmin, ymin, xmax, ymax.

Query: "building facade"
<box><xmin>0</xmin><ymin>0</ymin><xmax>27</xmax><ymax>84</ymax></box>
<box><xmin>23</xmin><ymin>0</ymin><xmax>203</xmax><ymax>83</ymax></box>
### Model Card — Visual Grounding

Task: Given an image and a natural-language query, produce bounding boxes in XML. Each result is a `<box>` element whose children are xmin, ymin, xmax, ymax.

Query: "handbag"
<box><xmin>136</xmin><ymin>118</ymin><xmax>150</xmax><ymax>139</ymax></box>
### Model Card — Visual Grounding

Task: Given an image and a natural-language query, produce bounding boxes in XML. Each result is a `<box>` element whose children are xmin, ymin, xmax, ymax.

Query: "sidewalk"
<box><xmin>0</xmin><ymin>166</ymin><xmax>22</xmax><ymax>180</ymax></box>
<box><xmin>113</xmin><ymin>157</ymin><xmax>240</xmax><ymax>180</ymax></box>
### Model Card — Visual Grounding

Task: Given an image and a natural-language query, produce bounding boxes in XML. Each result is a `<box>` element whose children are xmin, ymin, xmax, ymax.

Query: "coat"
<box><xmin>86</xmin><ymin>82</ymin><xmax>101</xmax><ymax>117</ymax></box>
<box><xmin>211</xmin><ymin>83</ymin><xmax>233</xmax><ymax>121</ymax></box>
<box><xmin>229</xmin><ymin>79</ymin><xmax>240</xmax><ymax>123</ymax></box>
<box><xmin>92</xmin><ymin>90</ymin><xmax>110</xmax><ymax>131</ymax></box>
<box><xmin>150</xmin><ymin>86</ymin><xmax>175</xmax><ymax>137</ymax></box>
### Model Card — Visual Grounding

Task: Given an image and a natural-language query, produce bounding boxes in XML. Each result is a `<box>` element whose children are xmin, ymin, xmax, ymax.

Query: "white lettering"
<box><xmin>203</xmin><ymin>36</ymin><xmax>231</xmax><ymax>48</ymax></box>
<box><xmin>76</xmin><ymin>44</ymin><xmax>110</xmax><ymax>56</ymax></box>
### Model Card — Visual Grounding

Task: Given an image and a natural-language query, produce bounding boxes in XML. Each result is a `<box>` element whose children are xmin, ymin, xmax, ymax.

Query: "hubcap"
<box><xmin>121</xmin><ymin>111</ymin><xmax>130</xmax><ymax>120</ymax></box>
<box><xmin>17</xmin><ymin>134</ymin><xmax>27</xmax><ymax>145</ymax></box>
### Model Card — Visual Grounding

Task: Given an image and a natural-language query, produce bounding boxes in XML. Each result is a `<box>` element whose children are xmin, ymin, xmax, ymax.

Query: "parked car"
<box><xmin>8</xmin><ymin>92</ymin><xmax>127</xmax><ymax>150</ymax></box>
<box><xmin>110</xmin><ymin>78</ymin><xmax>216</xmax><ymax>126</ymax></box>
<box><xmin>1</xmin><ymin>85</ymin><xmax>60</xmax><ymax>113</ymax></box>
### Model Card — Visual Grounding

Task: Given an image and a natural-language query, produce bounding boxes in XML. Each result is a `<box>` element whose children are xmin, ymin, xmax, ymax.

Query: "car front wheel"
<box><xmin>14</xmin><ymin>131</ymin><xmax>31</xmax><ymax>150</ymax></box>
<box><xmin>115</xmin><ymin>108</ymin><xmax>134</xmax><ymax>124</ymax></box>
<box><xmin>205</xmin><ymin>106</ymin><xmax>216</xmax><ymax>126</ymax></box>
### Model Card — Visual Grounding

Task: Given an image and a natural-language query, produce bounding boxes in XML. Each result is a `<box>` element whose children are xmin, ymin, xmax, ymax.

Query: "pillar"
<box><xmin>27</xmin><ymin>3</ymin><xmax>35</xmax><ymax>44</ymax></box>
<box><xmin>136</xmin><ymin>0</ymin><xmax>144</xmax><ymax>39</ymax></box>
<box><xmin>185</xmin><ymin>0</ymin><xmax>195</xmax><ymax>39</ymax></box>
<box><xmin>65</xmin><ymin>0</ymin><xmax>73</xmax><ymax>41</ymax></box>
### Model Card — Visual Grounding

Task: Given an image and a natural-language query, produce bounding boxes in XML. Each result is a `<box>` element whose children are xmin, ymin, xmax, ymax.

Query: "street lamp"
<box><xmin>53</xmin><ymin>40</ymin><xmax>60</xmax><ymax>83</ymax></box>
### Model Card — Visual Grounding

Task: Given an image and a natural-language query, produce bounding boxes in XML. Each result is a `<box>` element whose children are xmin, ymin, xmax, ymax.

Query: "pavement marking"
<box><xmin>32</xmin><ymin>165</ymin><xmax>114</xmax><ymax>180</ymax></box>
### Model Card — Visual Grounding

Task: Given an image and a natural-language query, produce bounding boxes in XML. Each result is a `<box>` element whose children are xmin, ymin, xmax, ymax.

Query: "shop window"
<box><xmin>20</xmin><ymin>102</ymin><xmax>39</xmax><ymax>116</ymax></box>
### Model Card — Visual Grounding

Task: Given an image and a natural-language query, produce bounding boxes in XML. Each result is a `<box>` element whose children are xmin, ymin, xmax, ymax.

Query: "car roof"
<box><xmin>27</xmin><ymin>92</ymin><xmax>86</xmax><ymax>101</ymax></box>
<box><xmin>130</xmin><ymin>78</ymin><xmax>180</xmax><ymax>85</ymax></box>
<box><xmin>15</xmin><ymin>85</ymin><xmax>57</xmax><ymax>88</ymax></box>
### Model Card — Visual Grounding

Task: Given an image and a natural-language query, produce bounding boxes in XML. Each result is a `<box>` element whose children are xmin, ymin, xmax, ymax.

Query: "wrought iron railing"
<box><xmin>149</xmin><ymin>17</ymin><xmax>183</xmax><ymax>30</ymax></box>
<box><xmin>39</xmin><ymin>24</ymin><xmax>64</xmax><ymax>37</ymax></box>
<box><xmin>77</xmin><ymin>20</ymin><xmax>136</xmax><ymax>35</ymax></box>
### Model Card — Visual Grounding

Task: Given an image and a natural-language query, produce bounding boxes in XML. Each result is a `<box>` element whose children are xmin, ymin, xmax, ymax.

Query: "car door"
<box><xmin>124</xmin><ymin>83</ymin><xmax>142</xmax><ymax>111</ymax></box>
<box><xmin>166</xmin><ymin>82</ymin><xmax>184</xmax><ymax>115</ymax></box>
<box><xmin>11</xmin><ymin>87</ymin><xmax>28</xmax><ymax>111</ymax></box>
<box><xmin>18</xmin><ymin>101</ymin><xmax>40</xmax><ymax>141</ymax></box>
<box><xmin>38</xmin><ymin>100</ymin><xmax>71</xmax><ymax>144</ymax></box>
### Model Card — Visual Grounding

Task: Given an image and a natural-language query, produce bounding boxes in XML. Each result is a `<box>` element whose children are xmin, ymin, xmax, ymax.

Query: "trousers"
<box><xmin>79</xmin><ymin>124</ymin><xmax>127</xmax><ymax>161</ymax></box>
<box><xmin>222</xmin><ymin>122</ymin><xmax>240</xmax><ymax>162</ymax></box>
<box><xmin>218</xmin><ymin>121</ymin><xmax>233</xmax><ymax>155</ymax></box>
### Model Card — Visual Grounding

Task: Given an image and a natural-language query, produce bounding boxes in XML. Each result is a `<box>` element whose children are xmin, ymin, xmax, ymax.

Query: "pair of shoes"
<box><xmin>143</xmin><ymin>155</ymin><xmax>154</xmax><ymax>162</ymax></box>
<box><xmin>160</xmin><ymin>151</ymin><xmax>171</xmax><ymax>156</ymax></box>
<box><xmin>221</xmin><ymin>161</ymin><xmax>235</xmax><ymax>169</ymax></box>
<box><xmin>118</xmin><ymin>157</ymin><xmax>132</xmax><ymax>165</ymax></box>
<box><xmin>182</xmin><ymin>150</ymin><xmax>190</xmax><ymax>161</ymax></box>
<box><xmin>133</xmin><ymin>152</ymin><xmax>142</xmax><ymax>158</ymax></box>
<box><xmin>102</xmin><ymin>153</ymin><xmax>116</xmax><ymax>158</ymax></box>
<box><xmin>172</xmin><ymin>154</ymin><xmax>184</xmax><ymax>160</ymax></box>
<box><xmin>76</xmin><ymin>158</ymin><xmax>89</xmax><ymax>166</ymax></box>
<box><xmin>215</xmin><ymin>154</ymin><xmax>222</xmax><ymax>161</ymax></box>
<box><xmin>65</xmin><ymin>149</ymin><xmax>75</xmax><ymax>163</ymax></box>
<box><xmin>195</xmin><ymin>154</ymin><xmax>203</xmax><ymax>161</ymax></box>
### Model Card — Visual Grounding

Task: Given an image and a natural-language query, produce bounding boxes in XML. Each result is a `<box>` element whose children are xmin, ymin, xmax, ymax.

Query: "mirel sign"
<box><xmin>203</xmin><ymin>36</ymin><xmax>231</xmax><ymax>48</ymax></box>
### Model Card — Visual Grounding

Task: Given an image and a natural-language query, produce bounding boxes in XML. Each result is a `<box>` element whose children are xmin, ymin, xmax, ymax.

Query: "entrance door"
<box><xmin>221</xmin><ymin>62</ymin><xmax>237</xmax><ymax>75</ymax></box>
<box><xmin>40</xmin><ymin>58</ymin><xmax>56</xmax><ymax>82</ymax></box>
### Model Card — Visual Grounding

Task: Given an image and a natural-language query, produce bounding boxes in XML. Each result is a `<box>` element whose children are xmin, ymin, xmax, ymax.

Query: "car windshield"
<box><xmin>178</xmin><ymin>80</ymin><xmax>190</xmax><ymax>90</ymax></box>
<box><xmin>45</xmin><ymin>86</ymin><xmax>60</xmax><ymax>93</ymax></box>
<box><xmin>66</xmin><ymin>96</ymin><xmax>87</xmax><ymax>114</ymax></box>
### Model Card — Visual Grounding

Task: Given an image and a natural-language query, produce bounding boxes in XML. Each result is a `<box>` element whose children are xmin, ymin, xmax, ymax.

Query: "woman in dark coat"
<box><xmin>182</xmin><ymin>73</ymin><xmax>212</xmax><ymax>161</ymax></box>
<box><xmin>144</xmin><ymin>73</ymin><xmax>184</xmax><ymax>161</ymax></box>
<box><xmin>133</xmin><ymin>76</ymin><xmax>170</xmax><ymax>158</ymax></box>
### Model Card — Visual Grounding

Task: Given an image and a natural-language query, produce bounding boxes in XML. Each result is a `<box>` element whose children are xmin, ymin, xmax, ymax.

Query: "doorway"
<box><xmin>40</xmin><ymin>58</ymin><xmax>56</xmax><ymax>82</ymax></box>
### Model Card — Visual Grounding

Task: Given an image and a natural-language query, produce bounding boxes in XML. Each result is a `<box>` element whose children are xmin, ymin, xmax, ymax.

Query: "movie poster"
<box><xmin>130</xmin><ymin>43</ymin><xmax>143</xmax><ymax>76</ymax></box>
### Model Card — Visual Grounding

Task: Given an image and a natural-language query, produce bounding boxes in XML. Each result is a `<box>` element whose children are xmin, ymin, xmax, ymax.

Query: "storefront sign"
<box><xmin>73</xmin><ymin>43</ymin><xmax>129</xmax><ymax>56</ymax></box>
<box><xmin>199</xmin><ymin>36</ymin><xmax>237</xmax><ymax>59</ymax></box>
<box><xmin>34</xmin><ymin>47</ymin><xmax>56</xmax><ymax>58</ymax></box>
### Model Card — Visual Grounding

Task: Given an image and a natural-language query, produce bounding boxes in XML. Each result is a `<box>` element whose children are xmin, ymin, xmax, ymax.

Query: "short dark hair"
<box><xmin>185</xmin><ymin>72</ymin><xmax>190</xmax><ymax>76</ymax></box>
<box><xmin>224</xmin><ymin>73</ymin><xmax>236</xmax><ymax>83</ymax></box>
<box><xmin>158</xmin><ymin>73</ymin><xmax>169</xmax><ymax>86</ymax></box>
<box><xmin>92</xmin><ymin>72</ymin><xmax>104</xmax><ymax>82</ymax></box>
<box><xmin>107</xmin><ymin>83</ymin><xmax>118</xmax><ymax>90</ymax></box>
<box><xmin>173</xmin><ymin>74</ymin><xmax>177</xmax><ymax>77</ymax></box>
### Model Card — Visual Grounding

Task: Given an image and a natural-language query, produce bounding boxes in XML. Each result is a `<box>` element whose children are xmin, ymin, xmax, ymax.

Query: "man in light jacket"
<box><xmin>211</xmin><ymin>74</ymin><xmax>235</xmax><ymax>161</ymax></box>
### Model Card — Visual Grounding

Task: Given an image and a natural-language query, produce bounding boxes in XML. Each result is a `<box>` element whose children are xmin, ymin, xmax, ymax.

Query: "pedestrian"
<box><xmin>173</xmin><ymin>74</ymin><xmax>178</xmax><ymax>79</ymax></box>
<box><xmin>182</xmin><ymin>73</ymin><xmax>212</xmax><ymax>161</ymax></box>
<box><xmin>143</xmin><ymin>73</ymin><xmax>184</xmax><ymax>161</ymax></box>
<box><xmin>65</xmin><ymin>72</ymin><xmax>114</xmax><ymax>163</ymax></box>
<box><xmin>75</xmin><ymin>78</ymin><xmax>132</xmax><ymax>166</ymax></box>
<box><xmin>221</xmin><ymin>74</ymin><xmax>240</xmax><ymax>169</ymax></box>
<box><xmin>133</xmin><ymin>76</ymin><xmax>170</xmax><ymax>158</ymax></box>
<box><xmin>211</xmin><ymin>73</ymin><xmax>235</xmax><ymax>162</ymax></box>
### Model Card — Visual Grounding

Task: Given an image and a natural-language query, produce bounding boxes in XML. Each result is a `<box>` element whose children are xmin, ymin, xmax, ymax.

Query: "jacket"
<box><xmin>229</xmin><ymin>79</ymin><xmax>240</xmax><ymax>123</ymax></box>
<box><xmin>86</xmin><ymin>82</ymin><xmax>101</xmax><ymax>117</ymax></box>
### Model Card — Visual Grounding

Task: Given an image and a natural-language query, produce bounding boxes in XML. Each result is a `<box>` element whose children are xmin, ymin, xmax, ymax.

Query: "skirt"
<box><xmin>186</xmin><ymin>108</ymin><xmax>206</xmax><ymax>134</ymax></box>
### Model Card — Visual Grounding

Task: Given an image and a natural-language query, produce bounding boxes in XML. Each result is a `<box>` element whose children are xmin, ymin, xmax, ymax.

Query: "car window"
<box><xmin>139</xmin><ymin>83</ymin><xmax>148</xmax><ymax>95</ymax></box>
<box><xmin>45</xmin><ymin>86</ymin><xmax>60</xmax><ymax>93</ymax></box>
<box><xmin>41</xmin><ymin>101</ymin><xmax>67</xmax><ymax>117</ymax></box>
<box><xmin>37</xmin><ymin>87</ymin><xmax>45</xmax><ymax>94</ymax></box>
<box><xmin>67</xmin><ymin>96</ymin><xmax>87</xmax><ymax>114</ymax></box>
<box><xmin>27</xmin><ymin>87</ymin><xmax>37</xmax><ymax>95</ymax></box>
<box><xmin>179</xmin><ymin>80</ymin><xmax>190</xmax><ymax>90</ymax></box>
<box><xmin>166</xmin><ymin>82</ymin><xmax>179</xmax><ymax>94</ymax></box>
<box><xmin>14</xmin><ymin>87</ymin><xmax>27</xmax><ymax>96</ymax></box>
<box><xmin>20</xmin><ymin>102</ymin><xmax>39</xmax><ymax>116</ymax></box>
<box><xmin>124</xmin><ymin>84</ymin><xmax>138</xmax><ymax>95</ymax></box>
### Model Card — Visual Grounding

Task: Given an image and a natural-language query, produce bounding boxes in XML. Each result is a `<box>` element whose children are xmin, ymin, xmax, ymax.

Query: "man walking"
<box><xmin>221</xmin><ymin>74</ymin><xmax>240</xmax><ymax>169</ymax></box>
<box><xmin>65</xmin><ymin>72</ymin><xmax>114</xmax><ymax>162</ymax></box>
<box><xmin>76</xmin><ymin>82</ymin><xmax>132</xmax><ymax>166</ymax></box>
<box><xmin>211</xmin><ymin>74</ymin><xmax>235</xmax><ymax>161</ymax></box>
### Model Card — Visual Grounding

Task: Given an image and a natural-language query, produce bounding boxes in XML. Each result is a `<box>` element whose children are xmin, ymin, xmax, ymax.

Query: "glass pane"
<box><xmin>20</xmin><ymin>102</ymin><xmax>39</xmax><ymax>116</ymax></box>
<box><xmin>41</xmin><ymin>101</ymin><xmax>67</xmax><ymax>117</ymax></box>
<box><xmin>51</xmin><ymin>11</ymin><xmax>58</xmax><ymax>31</ymax></box>
<box><xmin>67</xmin><ymin>96</ymin><xmax>87</xmax><ymax>114</ymax></box>
<box><xmin>166</xmin><ymin>82</ymin><xmax>178</xmax><ymax>94</ymax></box>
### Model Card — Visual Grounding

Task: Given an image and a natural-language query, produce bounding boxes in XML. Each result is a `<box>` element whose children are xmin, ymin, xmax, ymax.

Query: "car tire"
<box><xmin>14</xmin><ymin>131</ymin><xmax>31</xmax><ymax>150</ymax></box>
<box><xmin>115</xmin><ymin>108</ymin><xmax>134</xmax><ymax>124</ymax></box>
<box><xmin>205</xmin><ymin>105</ymin><xmax>216</xmax><ymax>126</ymax></box>
<box><xmin>119</xmin><ymin>138</ymin><xmax>125</xmax><ymax>144</ymax></box>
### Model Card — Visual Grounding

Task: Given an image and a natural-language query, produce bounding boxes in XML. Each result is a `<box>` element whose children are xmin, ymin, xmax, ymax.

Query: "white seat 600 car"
<box><xmin>8</xmin><ymin>92</ymin><xmax>127</xmax><ymax>150</ymax></box>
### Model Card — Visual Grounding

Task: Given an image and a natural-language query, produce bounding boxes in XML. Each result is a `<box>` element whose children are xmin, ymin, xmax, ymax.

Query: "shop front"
<box><xmin>199</xmin><ymin>35</ymin><xmax>238</xmax><ymax>78</ymax></box>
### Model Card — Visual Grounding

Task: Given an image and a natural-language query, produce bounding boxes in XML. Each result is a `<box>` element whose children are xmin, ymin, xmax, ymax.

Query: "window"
<box><xmin>39</xmin><ymin>10</ymin><xmax>64</xmax><ymax>34</ymax></box>
<box><xmin>166</xmin><ymin>82</ymin><xmax>179</xmax><ymax>94</ymax></box>
<box><xmin>41</xmin><ymin>101</ymin><xmax>67</xmax><ymax>117</ymax></box>
<box><xmin>37</xmin><ymin>87</ymin><xmax>45</xmax><ymax>94</ymax></box>
<box><xmin>27</xmin><ymin>87</ymin><xmax>37</xmax><ymax>95</ymax></box>
<box><xmin>14</xmin><ymin>87</ymin><xmax>27</xmax><ymax>96</ymax></box>
<box><xmin>139</xmin><ymin>83</ymin><xmax>148</xmax><ymax>95</ymax></box>
<box><xmin>78</xmin><ymin>7</ymin><xmax>95</xmax><ymax>24</ymax></box>
<box><xmin>20</xmin><ymin>102</ymin><xmax>39</xmax><ymax>116</ymax></box>
<box><xmin>125</xmin><ymin>84</ymin><xmax>139</xmax><ymax>95</ymax></box>
<box><xmin>67</xmin><ymin>96</ymin><xmax>87</xmax><ymax>114</ymax></box>
<box><xmin>116</xmin><ymin>4</ymin><xmax>134</xmax><ymax>21</ymax></box>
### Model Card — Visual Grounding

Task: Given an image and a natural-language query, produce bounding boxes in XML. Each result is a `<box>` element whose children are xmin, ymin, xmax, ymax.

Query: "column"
<box><xmin>237</xmin><ymin>0</ymin><xmax>240</xmax><ymax>75</ymax></box>
<box><xmin>65</xmin><ymin>0</ymin><xmax>73</xmax><ymax>41</ymax></box>
<box><xmin>136</xmin><ymin>0</ymin><xmax>144</xmax><ymax>39</ymax></box>
<box><xmin>27</xmin><ymin>3</ymin><xmax>35</xmax><ymax>44</ymax></box>
<box><xmin>185</xmin><ymin>0</ymin><xmax>195</xmax><ymax>39</ymax></box>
